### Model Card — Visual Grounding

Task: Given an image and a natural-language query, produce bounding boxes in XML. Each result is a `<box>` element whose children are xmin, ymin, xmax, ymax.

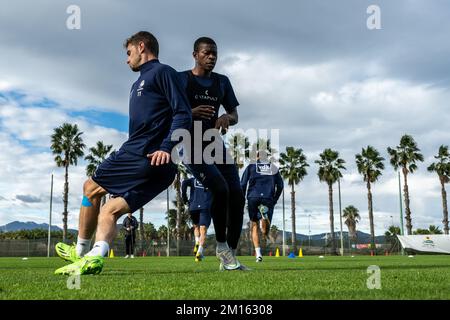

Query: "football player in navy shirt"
<box><xmin>241</xmin><ymin>150</ymin><xmax>284</xmax><ymax>262</ymax></box>
<box><xmin>54</xmin><ymin>31</ymin><xmax>192</xmax><ymax>275</ymax></box>
<box><xmin>181</xmin><ymin>177</ymin><xmax>212</xmax><ymax>261</ymax></box>
<box><xmin>179</xmin><ymin>37</ymin><xmax>246</xmax><ymax>271</ymax></box>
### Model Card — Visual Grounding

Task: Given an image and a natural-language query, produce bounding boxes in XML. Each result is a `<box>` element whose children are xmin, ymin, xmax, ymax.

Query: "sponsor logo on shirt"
<box><xmin>195</xmin><ymin>90</ymin><xmax>218</xmax><ymax>102</ymax></box>
<box><xmin>256</xmin><ymin>163</ymin><xmax>274</xmax><ymax>175</ymax></box>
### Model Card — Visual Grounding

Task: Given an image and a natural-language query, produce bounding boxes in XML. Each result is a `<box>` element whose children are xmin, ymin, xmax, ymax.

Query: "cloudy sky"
<box><xmin>1</xmin><ymin>0</ymin><xmax>449</xmax><ymax>237</ymax></box>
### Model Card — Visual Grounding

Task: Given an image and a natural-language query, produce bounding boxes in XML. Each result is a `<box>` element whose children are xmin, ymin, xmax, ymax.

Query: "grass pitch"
<box><xmin>0</xmin><ymin>255</ymin><xmax>449</xmax><ymax>300</ymax></box>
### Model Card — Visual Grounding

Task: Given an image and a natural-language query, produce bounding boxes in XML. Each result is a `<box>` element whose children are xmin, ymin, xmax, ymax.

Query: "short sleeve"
<box><xmin>220</xmin><ymin>75</ymin><xmax>239</xmax><ymax>113</ymax></box>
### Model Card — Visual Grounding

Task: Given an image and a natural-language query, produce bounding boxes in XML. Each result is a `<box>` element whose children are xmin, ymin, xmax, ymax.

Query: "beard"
<box><xmin>129</xmin><ymin>56</ymin><xmax>142</xmax><ymax>72</ymax></box>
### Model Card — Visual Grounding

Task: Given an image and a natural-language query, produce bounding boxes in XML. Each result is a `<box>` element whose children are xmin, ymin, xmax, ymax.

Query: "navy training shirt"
<box><xmin>241</xmin><ymin>162</ymin><xmax>284</xmax><ymax>202</ymax></box>
<box><xmin>178</xmin><ymin>71</ymin><xmax>239</xmax><ymax>117</ymax></box>
<box><xmin>181</xmin><ymin>177</ymin><xmax>212</xmax><ymax>211</ymax></box>
<box><xmin>121</xmin><ymin>60</ymin><xmax>192</xmax><ymax>156</ymax></box>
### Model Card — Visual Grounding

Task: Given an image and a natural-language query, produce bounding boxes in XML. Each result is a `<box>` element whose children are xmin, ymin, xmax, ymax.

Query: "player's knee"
<box><xmin>83</xmin><ymin>179</ymin><xmax>104</xmax><ymax>200</ymax></box>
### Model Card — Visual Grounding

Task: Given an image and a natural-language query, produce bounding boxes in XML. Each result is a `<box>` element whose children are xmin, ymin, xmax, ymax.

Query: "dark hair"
<box><xmin>194</xmin><ymin>37</ymin><xmax>216</xmax><ymax>52</ymax></box>
<box><xmin>124</xmin><ymin>31</ymin><xmax>159</xmax><ymax>57</ymax></box>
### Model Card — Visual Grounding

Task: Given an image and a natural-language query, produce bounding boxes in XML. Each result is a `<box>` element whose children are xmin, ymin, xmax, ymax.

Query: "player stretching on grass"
<box><xmin>178</xmin><ymin>37</ymin><xmax>246</xmax><ymax>270</ymax></box>
<box><xmin>181</xmin><ymin>177</ymin><xmax>212</xmax><ymax>262</ymax></box>
<box><xmin>241</xmin><ymin>150</ymin><xmax>284</xmax><ymax>262</ymax></box>
<box><xmin>54</xmin><ymin>31</ymin><xmax>192</xmax><ymax>275</ymax></box>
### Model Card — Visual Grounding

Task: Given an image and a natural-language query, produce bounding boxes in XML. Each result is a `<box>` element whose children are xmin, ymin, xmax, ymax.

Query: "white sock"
<box><xmin>216</xmin><ymin>241</ymin><xmax>229</xmax><ymax>252</ymax></box>
<box><xmin>255</xmin><ymin>247</ymin><xmax>262</xmax><ymax>257</ymax></box>
<box><xmin>195</xmin><ymin>236</ymin><xmax>200</xmax><ymax>244</ymax></box>
<box><xmin>231</xmin><ymin>248</ymin><xmax>237</xmax><ymax>257</ymax></box>
<box><xmin>76</xmin><ymin>237</ymin><xmax>91</xmax><ymax>257</ymax></box>
<box><xmin>198</xmin><ymin>246</ymin><xmax>204</xmax><ymax>255</ymax></box>
<box><xmin>85</xmin><ymin>241</ymin><xmax>109</xmax><ymax>257</ymax></box>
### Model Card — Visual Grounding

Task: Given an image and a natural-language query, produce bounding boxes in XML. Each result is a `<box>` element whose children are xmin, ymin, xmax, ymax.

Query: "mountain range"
<box><xmin>0</xmin><ymin>221</ymin><xmax>77</xmax><ymax>233</ymax></box>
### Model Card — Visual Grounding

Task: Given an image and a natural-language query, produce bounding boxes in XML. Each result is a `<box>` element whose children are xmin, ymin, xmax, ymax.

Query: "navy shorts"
<box><xmin>190</xmin><ymin>209</ymin><xmax>212</xmax><ymax>228</ymax></box>
<box><xmin>248</xmin><ymin>198</ymin><xmax>274</xmax><ymax>222</ymax></box>
<box><xmin>92</xmin><ymin>149</ymin><xmax>176</xmax><ymax>213</ymax></box>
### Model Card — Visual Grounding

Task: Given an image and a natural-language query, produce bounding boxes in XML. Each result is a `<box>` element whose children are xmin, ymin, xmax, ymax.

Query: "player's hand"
<box><xmin>215</xmin><ymin>114</ymin><xmax>230</xmax><ymax>135</ymax></box>
<box><xmin>147</xmin><ymin>150</ymin><xmax>171</xmax><ymax>166</ymax></box>
<box><xmin>192</xmin><ymin>105</ymin><xmax>215</xmax><ymax>120</ymax></box>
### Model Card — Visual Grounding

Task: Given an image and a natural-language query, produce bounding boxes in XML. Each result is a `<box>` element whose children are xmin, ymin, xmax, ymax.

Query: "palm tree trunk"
<box><xmin>290</xmin><ymin>183</ymin><xmax>296</xmax><ymax>252</ymax></box>
<box><xmin>139</xmin><ymin>207</ymin><xmax>145</xmax><ymax>253</ymax></box>
<box><xmin>402</xmin><ymin>167</ymin><xmax>412</xmax><ymax>235</ymax></box>
<box><xmin>440</xmin><ymin>177</ymin><xmax>449</xmax><ymax>235</ymax></box>
<box><xmin>328</xmin><ymin>183</ymin><xmax>336</xmax><ymax>254</ymax></box>
<box><xmin>63</xmin><ymin>162</ymin><xmax>69</xmax><ymax>242</ymax></box>
<box><xmin>352</xmin><ymin>224</ymin><xmax>357</xmax><ymax>250</ymax></box>
<box><xmin>176</xmin><ymin>173</ymin><xmax>182</xmax><ymax>256</ymax></box>
<box><xmin>367</xmin><ymin>181</ymin><xmax>375</xmax><ymax>253</ymax></box>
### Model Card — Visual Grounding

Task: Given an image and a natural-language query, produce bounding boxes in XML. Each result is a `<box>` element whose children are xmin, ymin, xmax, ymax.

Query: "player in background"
<box><xmin>181</xmin><ymin>177</ymin><xmax>212</xmax><ymax>262</ymax></box>
<box><xmin>241</xmin><ymin>150</ymin><xmax>284</xmax><ymax>262</ymax></box>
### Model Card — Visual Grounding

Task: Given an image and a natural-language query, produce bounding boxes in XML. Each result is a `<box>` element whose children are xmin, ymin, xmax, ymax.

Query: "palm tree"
<box><xmin>343</xmin><ymin>205</ymin><xmax>361</xmax><ymax>246</ymax></box>
<box><xmin>249</xmin><ymin>138</ymin><xmax>277</xmax><ymax>162</ymax></box>
<box><xmin>414</xmin><ymin>225</ymin><xmax>444</xmax><ymax>235</ymax></box>
<box><xmin>139</xmin><ymin>207</ymin><xmax>145</xmax><ymax>251</ymax></box>
<box><xmin>157</xmin><ymin>225</ymin><xmax>168</xmax><ymax>242</ymax></box>
<box><xmin>428</xmin><ymin>225</ymin><xmax>443</xmax><ymax>234</ymax></box>
<box><xmin>387</xmin><ymin>135</ymin><xmax>424</xmax><ymax>235</ymax></box>
<box><xmin>85</xmin><ymin>141</ymin><xmax>113</xmax><ymax>177</ymax></box>
<box><xmin>84</xmin><ymin>141</ymin><xmax>113</xmax><ymax>206</ymax></box>
<box><xmin>427</xmin><ymin>145</ymin><xmax>450</xmax><ymax>235</ymax></box>
<box><xmin>51</xmin><ymin>123</ymin><xmax>85</xmax><ymax>241</ymax></box>
<box><xmin>227</xmin><ymin>133</ymin><xmax>250</xmax><ymax>169</ymax></box>
<box><xmin>269</xmin><ymin>224</ymin><xmax>279</xmax><ymax>244</ymax></box>
<box><xmin>385</xmin><ymin>225</ymin><xmax>401</xmax><ymax>252</ymax></box>
<box><xmin>315</xmin><ymin>148</ymin><xmax>346</xmax><ymax>255</ymax></box>
<box><xmin>279</xmin><ymin>147</ymin><xmax>309</xmax><ymax>252</ymax></box>
<box><xmin>173</xmin><ymin>164</ymin><xmax>188</xmax><ymax>255</ymax></box>
<box><xmin>355</xmin><ymin>146</ymin><xmax>385</xmax><ymax>251</ymax></box>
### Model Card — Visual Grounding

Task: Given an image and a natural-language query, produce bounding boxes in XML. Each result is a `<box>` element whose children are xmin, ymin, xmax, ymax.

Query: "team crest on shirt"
<box><xmin>194</xmin><ymin>179</ymin><xmax>205</xmax><ymax>189</ymax></box>
<box><xmin>256</xmin><ymin>163</ymin><xmax>273</xmax><ymax>175</ymax></box>
<box><xmin>137</xmin><ymin>80</ymin><xmax>145</xmax><ymax>97</ymax></box>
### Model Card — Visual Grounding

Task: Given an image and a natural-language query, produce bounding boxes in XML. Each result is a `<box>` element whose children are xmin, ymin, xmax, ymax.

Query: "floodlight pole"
<box><xmin>47</xmin><ymin>173</ymin><xmax>53</xmax><ymax>258</ymax></box>
<box><xmin>282</xmin><ymin>188</ymin><xmax>286</xmax><ymax>256</ymax></box>
<box><xmin>308</xmin><ymin>214</ymin><xmax>311</xmax><ymax>249</ymax></box>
